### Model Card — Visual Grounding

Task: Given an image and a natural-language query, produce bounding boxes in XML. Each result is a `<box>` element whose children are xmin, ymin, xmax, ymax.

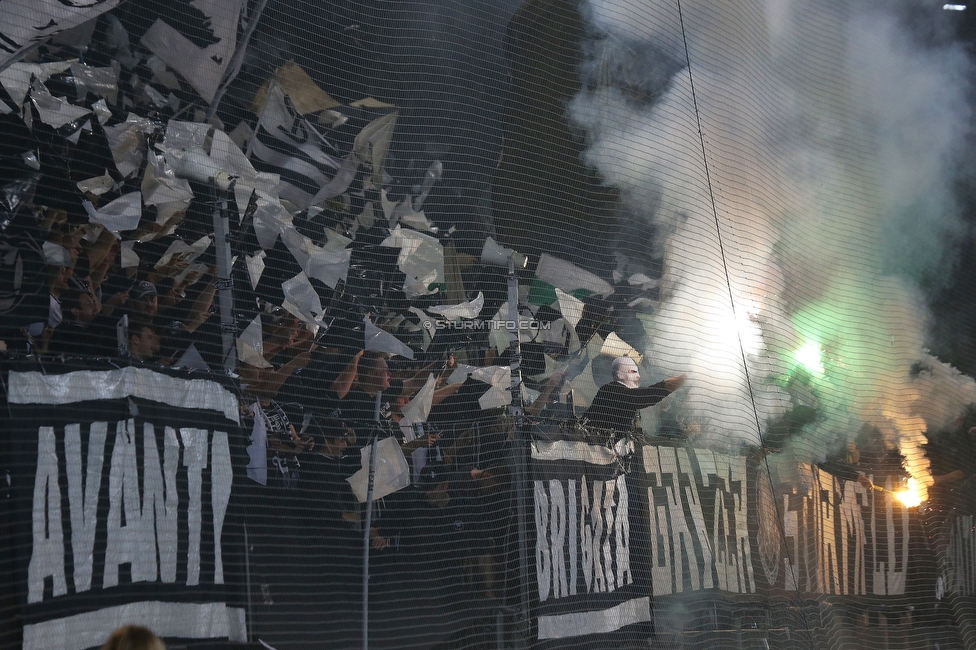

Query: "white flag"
<box><xmin>248</xmin><ymin>83</ymin><xmax>340</xmax><ymax>210</ymax></box>
<box><xmin>0</xmin><ymin>0</ymin><xmax>121</xmax><ymax>68</ymax></box>
<box><xmin>140</xmin><ymin>0</ymin><xmax>244</xmax><ymax>103</ymax></box>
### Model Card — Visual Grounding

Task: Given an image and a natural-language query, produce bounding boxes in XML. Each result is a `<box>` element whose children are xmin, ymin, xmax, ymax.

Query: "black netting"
<box><xmin>2</xmin><ymin>1</ymin><xmax>976</xmax><ymax>649</ymax></box>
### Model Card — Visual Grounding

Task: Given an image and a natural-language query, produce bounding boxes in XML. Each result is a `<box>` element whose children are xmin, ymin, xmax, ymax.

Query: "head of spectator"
<box><xmin>47</xmin><ymin>254</ymin><xmax>74</xmax><ymax>296</ymax></box>
<box><xmin>419</xmin><ymin>462</ymin><xmax>452</xmax><ymax>508</ymax></box>
<box><xmin>100</xmin><ymin>625</ymin><xmax>166</xmax><ymax>650</ymax></box>
<box><xmin>311</xmin><ymin>416</ymin><xmax>357</xmax><ymax>458</ymax></box>
<box><xmin>356</xmin><ymin>350</ymin><xmax>391</xmax><ymax>397</ymax></box>
<box><xmin>261</xmin><ymin>310</ymin><xmax>305</xmax><ymax>359</ymax></box>
<box><xmin>611</xmin><ymin>356</ymin><xmax>640</xmax><ymax>389</ymax></box>
<box><xmin>63</xmin><ymin>277</ymin><xmax>100</xmax><ymax>326</ymax></box>
<box><xmin>387</xmin><ymin>379</ymin><xmax>408</xmax><ymax>411</ymax></box>
<box><xmin>130</xmin><ymin>281</ymin><xmax>159</xmax><ymax>316</ymax></box>
<box><xmin>128</xmin><ymin>317</ymin><xmax>160</xmax><ymax>362</ymax></box>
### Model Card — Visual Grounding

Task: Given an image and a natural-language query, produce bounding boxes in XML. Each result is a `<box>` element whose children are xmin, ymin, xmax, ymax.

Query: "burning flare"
<box><xmin>793</xmin><ymin>340</ymin><xmax>825</xmax><ymax>376</ymax></box>
<box><xmin>894</xmin><ymin>477</ymin><xmax>923</xmax><ymax>508</ymax></box>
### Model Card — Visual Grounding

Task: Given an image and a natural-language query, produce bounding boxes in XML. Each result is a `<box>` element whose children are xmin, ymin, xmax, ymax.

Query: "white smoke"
<box><xmin>569</xmin><ymin>0</ymin><xmax>976</xmax><ymax>473</ymax></box>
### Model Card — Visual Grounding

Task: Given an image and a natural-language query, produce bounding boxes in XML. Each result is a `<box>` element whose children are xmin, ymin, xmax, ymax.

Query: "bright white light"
<box><xmin>794</xmin><ymin>340</ymin><xmax>825</xmax><ymax>376</ymax></box>
<box><xmin>895</xmin><ymin>478</ymin><xmax>923</xmax><ymax>508</ymax></box>
<box><xmin>943</xmin><ymin>4</ymin><xmax>966</xmax><ymax>10</ymax></box>
<box><xmin>715</xmin><ymin>302</ymin><xmax>763</xmax><ymax>359</ymax></box>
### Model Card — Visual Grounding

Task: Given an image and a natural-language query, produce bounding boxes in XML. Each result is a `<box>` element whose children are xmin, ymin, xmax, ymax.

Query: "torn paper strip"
<box><xmin>154</xmin><ymin>235</ymin><xmax>211</xmax><ymax>269</ymax></box>
<box><xmin>29</xmin><ymin>82</ymin><xmax>91</xmax><ymax>129</ymax></box>
<box><xmin>281</xmin><ymin>272</ymin><xmax>323</xmax><ymax>328</ymax></box>
<box><xmin>380</xmin><ymin>226</ymin><xmax>444</xmax><ymax>299</ymax></box>
<box><xmin>246</xmin><ymin>251</ymin><xmax>266</xmax><ymax>290</ymax></box>
<box><xmin>69</xmin><ymin>62</ymin><xmax>118</xmax><ymax>104</ymax></box>
<box><xmin>0</xmin><ymin>1</ymin><xmax>120</xmax><ymax>68</ymax></box>
<box><xmin>364</xmin><ymin>316</ymin><xmax>414</xmax><ymax>359</ymax></box>
<box><xmin>536</xmin><ymin>253</ymin><xmax>613</xmax><ymax>296</ymax></box>
<box><xmin>281</xmin><ymin>226</ymin><xmax>350</xmax><ymax>289</ymax></box>
<box><xmin>554</xmin><ymin>288</ymin><xmax>584</xmax><ymax>329</ymax></box>
<box><xmin>250</xmin><ymin>82</ymin><xmax>340</xmax><ymax>210</ymax></box>
<box><xmin>601</xmin><ymin>332</ymin><xmax>643</xmax><ymax>362</ymax></box>
<box><xmin>250</xmin><ymin>60</ymin><xmax>340</xmax><ymax>115</ymax></box>
<box><xmin>400</xmin><ymin>374</ymin><xmax>436</xmax><ymax>426</ymax></box>
<box><xmin>119</xmin><ymin>240</ymin><xmax>140</xmax><ymax>269</ymax></box>
<box><xmin>104</xmin><ymin>113</ymin><xmax>154</xmax><ymax>177</ymax></box>
<box><xmin>429</xmin><ymin>291</ymin><xmax>484</xmax><ymax>321</ymax></box>
<box><xmin>83</xmin><ymin>192</ymin><xmax>142</xmax><ymax>235</ymax></box>
<box><xmin>448</xmin><ymin>364</ymin><xmax>513</xmax><ymax>410</ymax></box>
<box><xmin>77</xmin><ymin>174</ymin><xmax>117</xmax><ymax>197</ymax></box>
<box><xmin>0</xmin><ymin>61</ymin><xmax>73</xmax><ymax>113</ymax></box>
<box><xmin>142</xmin><ymin>151</ymin><xmax>194</xmax><ymax>206</ymax></box>
<box><xmin>237</xmin><ymin>315</ymin><xmax>272</xmax><ymax>368</ymax></box>
<box><xmin>140</xmin><ymin>0</ymin><xmax>243</xmax><ymax>103</ymax></box>
<box><xmin>347</xmin><ymin>437</ymin><xmax>410</xmax><ymax>502</ymax></box>
<box><xmin>308</xmin><ymin>110</ymin><xmax>399</xmax><ymax>204</ymax></box>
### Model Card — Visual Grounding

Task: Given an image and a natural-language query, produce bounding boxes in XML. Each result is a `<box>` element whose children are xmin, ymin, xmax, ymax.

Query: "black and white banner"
<box><xmin>642</xmin><ymin>445</ymin><xmax>925</xmax><ymax>598</ymax></box>
<box><xmin>140</xmin><ymin>0</ymin><xmax>243</xmax><ymax>103</ymax></box>
<box><xmin>531</xmin><ymin>438</ymin><xmax>944</xmax><ymax>643</ymax></box>
<box><xmin>643</xmin><ymin>445</ymin><xmax>755</xmax><ymax>597</ymax></box>
<box><xmin>2</xmin><ymin>363</ymin><xmax>247</xmax><ymax>650</ymax></box>
<box><xmin>248</xmin><ymin>83</ymin><xmax>342</xmax><ymax>210</ymax></box>
<box><xmin>947</xmin><ymin>513</ymin><xmax>976</xmax><ymax>597</ymax></box>
<box><xmin>531</xmin><ymin>439</ymin><xmax>652</xmax><ymax>645</ymax></box>
<box><xmin>0</xmin><ymin>0</ymin><xmax>124</xmax><ymax>67</ymax></box>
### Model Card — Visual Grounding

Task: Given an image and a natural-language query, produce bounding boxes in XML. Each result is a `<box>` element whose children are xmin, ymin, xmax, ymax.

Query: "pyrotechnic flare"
<box><xmin>570</xmin><ymin>0</ymin><xmax>976</xmax><ymax>489</ymax></box>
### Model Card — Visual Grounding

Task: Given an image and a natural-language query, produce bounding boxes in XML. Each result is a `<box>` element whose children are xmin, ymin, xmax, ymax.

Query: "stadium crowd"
<box><xmin>4</xmin><ymin>7</ymin><xmax>976</xmax><ymax>648</ymax></box>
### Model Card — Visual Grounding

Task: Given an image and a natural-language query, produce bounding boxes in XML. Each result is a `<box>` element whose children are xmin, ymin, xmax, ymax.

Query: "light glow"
<box><xmin>715</xmin><ymin>301</ymin><xmax>764</xmax><ymax>358</ymax></box>
<box><xmin>794</xmin><ymin>340</ymin><xmax>825</xmax><ymax>376</ymax></box>
<box><xmin>895</xmin><ymin>478</ymin><xmax>923</xmax><ymax>508</ymax></box>
<box><xmin>943</xmin><ymin>4</ymin><xmax>966</xmax><ymax>10</ymax></box>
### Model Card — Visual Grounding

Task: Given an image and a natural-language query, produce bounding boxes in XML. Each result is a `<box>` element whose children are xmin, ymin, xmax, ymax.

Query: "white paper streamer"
<box><xmin>364</xmin><ymin>316</ymin><xmax>414</xmax><ymax>359</ymax></box>
<box><xmin>83</xmin><ymin>192</ymin><xmax>142</xmax><ymax>235</ymax></box>
<box><xmin>536</xmin><ymin>253</ymin><xmax>613</xmax><ymax>296</ymax></box>
<box><xmin>429</xmin><ymin>291</ymin><xmax>484</xmax><ymax>321</ymax></box>
<box><xmin>237</xmin><ymin>315</ymin><xmax>272</xmax><ymax>368</ymax></box>
<box><xmin>346</xmin><ymin>437</ymin><xmax>410</xmax><ymax>502</ymax></box>
<box><xmin>400</xmin><ymin>374</ymin><xmax>436</xmax><ymax>426</ymax></box>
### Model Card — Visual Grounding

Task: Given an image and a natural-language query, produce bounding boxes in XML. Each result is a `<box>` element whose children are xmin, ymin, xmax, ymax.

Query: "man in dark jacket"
<box><xmin>584</xmin><ymin>356</ymin><xmax>686</xmax><ymax>432</ymax></box>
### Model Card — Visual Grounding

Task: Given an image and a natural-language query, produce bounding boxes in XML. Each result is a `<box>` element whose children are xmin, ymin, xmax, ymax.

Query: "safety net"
<box><xmin>2</xmin><ymin>1</ymin><xmax>976</xmax><ymax>649</ymax></box>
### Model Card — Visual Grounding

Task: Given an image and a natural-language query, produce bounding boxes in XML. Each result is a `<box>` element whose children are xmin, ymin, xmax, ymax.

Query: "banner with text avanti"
<box><xmin>1</xmin><ymin>362</ymin><xmax>248</xmax><ymax>650</ymax></box>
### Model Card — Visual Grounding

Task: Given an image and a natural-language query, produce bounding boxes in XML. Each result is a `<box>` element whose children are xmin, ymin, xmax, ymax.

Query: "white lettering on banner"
<box><xmin>781</xmin><ymin>469</ymin><xmax>908</xmax><ymax>596</ymax></box>
<box><xmin>645</xmin><ymin>447</ymin><xmax>752</xmax><ymax>595</ymax></box>
<box><xmin>535</xmin><ymin>475</ymin><xmax>632</xmax><ymax>602</ymax></box>
<box><xmin>534</xmin><ymin>481</ymin><xmax>550</xmax><ymax>600</ymax></box>
<box><xmin>28</xmin><ymin>421</ymin><xmax>233</xmax><ymax>603</ymax></box>
<box><xmin>64</xmin><ymin>422</ymin><xmax>106</xmax><ymax>593</ymax></box>
<box><xmin>22</xmin><ymin>601</ymin><xmax>246</xmax><ymax>650</ymax></box>
<box><xmin>614</xmin><ymin>475</ymin><xmax>631</xmax><ymax>589</ymax></box>
<box><xmin>27</xmin><ymin>427</ymin><xmax>67</xmax><ymax>603</ymax></box>
<box><xmin>948</xmin><ymin>515</ymin><xmax>976</xmax><ymax>596</ymax></box>
<box><xmin>818</xmin><ymin>471</ymin><xmax>839</xmax><ymax>593</ymax></box>
<box><xmin>567</xmin><ymin>479</ymin><xmax>578</xmax><ymax>596</ymax></box>
<box><xmin>698</xmin><ymin>450</ymin><xmax>751</xmax><ymax>593</ymax></box>
<box><xmin>535</xmin><ymin>445</ymin><xmax>919</xmax><ymax>600</ymax></box>
<box><xmin>181</xmin><ymin>428</ymin><xmax>208</xmax><ymax>586</ymax></box>
<box><xmin>143</xmin><ymin>425</ymin><xmax>180</xmax><ymax>583</ymax></box>
<box><xmin>881</xmin><ymin>477</ymin><xmax>908</xmax><ymax>596</ymax></box>
<box><xmin>580</xmin><ymin>479</ymin><xmax>593</xmax><ymax>593</ymax></box>
<box><xmin>837</xmin><ymin>478</ymin><xmax>867</xmax><ymax>595</ymax></box>
<box><xmin>211</xmin><ymin>430</ymin><xmax>233</xmax><ymax>585</ymax></box>
<box><xmin>105</xmin><ymin>419</ymin><xmax>158</xmax><ymax>588</ymax></box>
